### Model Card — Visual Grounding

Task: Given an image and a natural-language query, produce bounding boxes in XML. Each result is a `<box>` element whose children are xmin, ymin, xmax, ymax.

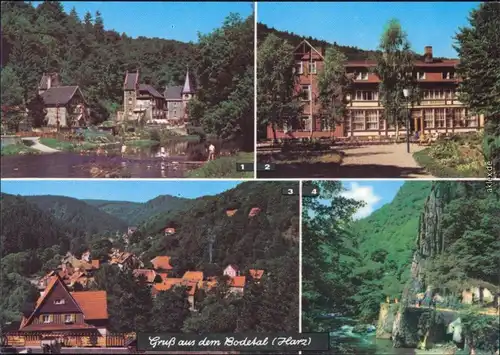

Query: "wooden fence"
<box><xmin>4</xmin><ymin>332</ymin><xmax>136</xmax><ymax>348</ymax></box>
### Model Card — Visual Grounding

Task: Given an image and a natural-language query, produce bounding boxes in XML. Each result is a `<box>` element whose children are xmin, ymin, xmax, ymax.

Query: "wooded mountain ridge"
<box><xmin>258</xmin><ymin>22</ymin><xmax>453</xmax><ymax>60</ymax></box>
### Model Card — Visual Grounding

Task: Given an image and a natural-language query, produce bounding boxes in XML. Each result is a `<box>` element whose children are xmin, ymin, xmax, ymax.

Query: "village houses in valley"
<box><xmin>8</xmin><ymin>244</ymin><xmax>265</xmax><ymax>348</ymax></box>
<box><xmin>268</xmin><ymin>40</ymin><xmax>484</xmax><ymax>140</ymax></box>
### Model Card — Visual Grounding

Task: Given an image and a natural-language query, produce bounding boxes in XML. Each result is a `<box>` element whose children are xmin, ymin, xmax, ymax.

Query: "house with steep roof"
<box><xmin>37</xmin><ymin>72</ymin><xmax>89</xmax><ymax>128</ymax></box>
<box><xmin>223</xmin><ymin>264</ymin><xmax>240</xmax><ymax>278</ymax></box>
<box><xmin>151</xmin><ymin>256</ymin><xmax>173</xmax><ymax>273</ymax></box>
<box><xmin>164</xmin><ymin>69</ymin><xmax>196</xmax><ymax>123</ymax></box>
<box><xmin>117</xmin><ymin>70</ymin><xmax>166</xmax><ymax>123</ymax></box>
<box><xmin>228</xmin><ymin>275</ymin><xmax>246</xmax><ymax>295</ymax></box>
<box><xmin>108</xmin><ymin>250</ymin><xmax>143</xmax><ymax>270</ymax></box>
<box><xmin>19</xmin><ymin>274</ymin><xmax>108</xmax><ymax>343</ymax></box>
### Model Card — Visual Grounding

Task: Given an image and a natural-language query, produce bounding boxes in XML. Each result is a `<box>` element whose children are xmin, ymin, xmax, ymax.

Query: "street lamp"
<box><xmin>345</xmin><ymin>93</ymin><xmax>352</xmax><ymax>138</ymax></box>
<box><xmin>402</xmin><ymin>88</ymin><xmax>410</xmax><ymax>153</ymax></box>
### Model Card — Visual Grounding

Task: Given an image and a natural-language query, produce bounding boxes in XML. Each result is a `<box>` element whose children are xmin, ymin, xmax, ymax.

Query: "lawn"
<box><xmin>40</xmin><ymin>138</ymin><xmax>98</xmax><ymax>152</ymax></box>
<box><xmin>1</xmin><ymin>143</ymin><xmax>39</xmax><ymax>156</ymax></box>
<box><xmin>186</xmin><ymin>151</ymin><xmax>254</xmax><ymax>178</ymax></box>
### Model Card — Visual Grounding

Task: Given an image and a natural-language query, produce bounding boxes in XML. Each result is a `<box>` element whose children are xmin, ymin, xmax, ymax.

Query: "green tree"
<box><xmin>373</xmin><ymin>19</ymin><xmax>419</xmax><ymax>140</ymax></box>
<box><xmin>317</xmin><ymin>46</ymin><xmax>352</xmax><ymax>136</ymax></box>
<box><xmin>454</xmin><ymin>2</ymin><xmax>500</xmax><ymax>175</ymax></box>
<box><xmin>302</xmin><ymin>181</ymin><xmax>364</xmax><ymax>332</ymax></box>
<box><xmin>190</xmin><ymin>13</ymin><xmax>254</xmax><ymax>151</ymax></box>
<box><xmin>257</xmin><ymin>34</ymin><xmax>301</xmax><ymax>142</ymax></box>
<box><xmin>27</xmin><ymin>93</ymin><xmax>47</xmax><ymax>128</ymax></box>
<box><xmin>151</xmin><ymin>287</ymin><xmax>190</xmax><ymax>332</ymax></box>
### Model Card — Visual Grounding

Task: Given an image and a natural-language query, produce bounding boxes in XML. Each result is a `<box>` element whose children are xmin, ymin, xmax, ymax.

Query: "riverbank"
<box><xmin>1</xmin><ymin>143</ymin><xmax>40</xmax><ymax>156</ymax></box>
<box><xmin>186</xmin><ymin>152</ymin><xmax>254</xmax><ymax>178</ymax></box>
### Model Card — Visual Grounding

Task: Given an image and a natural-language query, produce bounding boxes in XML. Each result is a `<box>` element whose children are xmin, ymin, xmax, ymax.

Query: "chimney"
<box><xmin>424</xmin><ymin>46</ymin><xmax>433</xmax><ymax>63</ymax></box>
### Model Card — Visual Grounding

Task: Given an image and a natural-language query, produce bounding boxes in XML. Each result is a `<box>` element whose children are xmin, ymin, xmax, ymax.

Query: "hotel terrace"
<box><xmin>266</xmin><ymin>40</ymin><xmax>485</xmax><ymax>140</ymax></box>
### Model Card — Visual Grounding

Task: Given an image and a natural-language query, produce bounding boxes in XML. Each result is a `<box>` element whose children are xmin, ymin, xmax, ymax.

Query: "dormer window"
<box><xmin>65</xmin><ymin>314</ymin><xmax>74</xmax><ymax>323</ymax></box>
<box><xmin>356</xmin><ymin>72</ymin><xmax>368</xmax><ymax>80</ymax></box>
<box><xmin>42</xmin><ymin>315</ymin><xmax>52</xmax><ymax>323</ymax></box>
<box><xmin>54</xmin><ymin>299</ymin><xmax>65</xmax><ymax>305</ymax></box>
<box><xmin>417</xmin><ymin>72</ymin><xmax>426</xmax><ymax>80</ymax></box>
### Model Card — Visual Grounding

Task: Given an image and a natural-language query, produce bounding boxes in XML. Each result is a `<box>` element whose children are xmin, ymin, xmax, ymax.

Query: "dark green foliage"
<box><xmin>26</xmin><ymin>94</ymin><xmax>46</xmax><ymax>128</ymax></box>
<box><xmin>0</xmin><ymin>193</ymin><xmax>74</xmax><ymax>256</ymax></box>
<box><xmin>423</xmin><ymin>181</ymin><xmax>500</xmax><ymax>293</ymax></box>
<box><xmin>84</xmin><ymin>195</ymin><xmax>191</xmax><ymax>226</ymax></box>
<box><xmin>190</xmin><ymin>13</ymin><xmax>254</xmax><ymax>151</ymax></box>
<box><xmin>137</xmin><ymin>181</ymin><xmax>299</xmax><ymax>276</ymax></box>
<box><xmin>302</xmin><ymin>181</ymin><xmax>364</xmax><ymax>331</ymax></box>
<box><xmin>151</xmin><ymin>287</ymin><xmax>191</xmax><ymax>332</ymax></box>
<box><xmin>25</xmin><ymin>195</ymin><xmax>128</xmax><ymax>235</ymax></box>
<box><xmin>461</xmin><ymin>308</ymin><xmax>500</xmax><ymax>353</ymax></box>
<box><xmin>454</xmin><ymin>2</ymin><xmax>500</xmax><ymax>174</ymax></box>
<box><xmin>0</xmin><ymin>269</ymin><xmax>39</xmax><ymax>328</ymax></box>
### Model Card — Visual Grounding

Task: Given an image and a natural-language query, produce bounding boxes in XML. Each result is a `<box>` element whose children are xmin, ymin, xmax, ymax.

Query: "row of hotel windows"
<box><xmin>295</xmin><ymin>61</ymin><xmax>456</xmax><ymax>81</ymax></box>
<box><xmin>300</xmin><ymin>87</ymin><xmax>460</xmax><ymax>101</ymax></box>
<box><xmin>285</xmin><ymin>108</ymin><xmax>478</xmax><ymax>131</ymax></box>
<box><xmin>345</xmin><ymin>108</ymin><xmax>478</xmax><ymax>131</ymax></box>
<box><xmin>42</xmin><ymin>314</ymin><xmax>75</xmax><ymax>323</ymax></box>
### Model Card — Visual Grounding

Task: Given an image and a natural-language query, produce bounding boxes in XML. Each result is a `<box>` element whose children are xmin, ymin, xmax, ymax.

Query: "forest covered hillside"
<box><xmin>1</xmin><ymin>1</ymin><xmax>196</xmax><ymax>121</ymax></box>
<box><xmin>132</xmin><ymin>181</ymin><xmax>300</xmax><ymax>275</ymax></box>
<box><xmin>303</xmin><ymin>181</ymin><xmax>499</xmax><ymax>333</ymax></box>
<box><xmin>84</xmin><ymin>195</ymin><xmax>191</xmax><ymax>226</ymax></box>
<box><xmin>25</xmin><ymin>195</ymin><xmax>128</xmax><ymax>234</ymax></box>
<box><xmin>1</xmin><ymin>182</ymin><xmax>300</xmax><ymax>333</ymax></box>
<box><xmin>351</xmin><ymin>182</ymin><xmax>433</xmax><ymax>312</ymax></box>
<box><xmin>2</xmin><ymin>2</ymin><xmax>254</xmax><ymax>150</ymax></box>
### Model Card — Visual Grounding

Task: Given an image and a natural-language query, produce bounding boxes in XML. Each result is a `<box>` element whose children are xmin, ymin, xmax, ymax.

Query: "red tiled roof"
<box><xmin>151</xmin><ymin>256</ymin><xmax>173</xmax><ymax>270</ymax></box>
<box><xmin>183</xmin><ymin>271</ymin><xmax>203</xmax><ymax>281</ymax></box>
<box><xmin>158</xmin><ymin>273</ymin><xmax>169</xmax><ymax>281</ymax></box>
<box><xmin>91</xmin><ymin>260</ymin><xmax>100</xmax><ymax>269</ymax></box>
<box><xmin>228</xmin><ymin>276</ymin><xmax>246</xmax><ymax>288</ymax></box>
<box><xmin>70</xmin><ymin>291</ymin><xmax>108</xmax><ymax>320</ymax></box>
<box><xmin>226</xmin><ymin>209</ymin><xmax>237</xmax><ymax>217</ymax></box>
<box><xmin>164</xmin><ymin>228</ymin><xmax>176</xmax><ymax>234</ymax></box>
<box><xmin>133</xmin><ymin>269</ymin><xmax>157</xmax><ymax>283</ymax></box>
<box><xmin>152</xmin><ymin>278</ymin><xmax>198</xmax><ymax>296</ymax></box>
<box><xmin>249</xmin><ymin>269</ymin><xmax>264</xmax><ymax>280</ymax></box>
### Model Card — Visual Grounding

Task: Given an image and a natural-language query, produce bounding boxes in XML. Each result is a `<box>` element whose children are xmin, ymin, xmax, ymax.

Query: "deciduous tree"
<box><xmin>373</xmin><ymin>19</ymin><xmax>418</xmax><ymax>140</ymax></box>
<box><xmin>454</xmin><ymin>2</ymin><xmax>500</xmax><ymax>176</ymax></box>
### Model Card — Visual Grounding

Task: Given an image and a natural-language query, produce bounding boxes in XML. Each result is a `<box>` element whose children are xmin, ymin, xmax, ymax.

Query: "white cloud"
<box><xmin>341</xmin><ymin>182</ymin><xmax>382</xmax><ymax>220</ymax></box>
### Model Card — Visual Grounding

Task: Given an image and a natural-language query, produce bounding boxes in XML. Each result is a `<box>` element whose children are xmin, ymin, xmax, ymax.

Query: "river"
<box><xmin>1</xmin><ymin>139</ymin><xmax>233</xmax><ymax>178</ymax></box>
<box><xmin>318</xmin><ymin>317</ymin><xmax>417</xmax><ymax>355</ymax></box>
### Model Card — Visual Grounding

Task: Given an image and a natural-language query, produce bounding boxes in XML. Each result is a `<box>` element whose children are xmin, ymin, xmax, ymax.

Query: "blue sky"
<box><xmin>1</xmin><ymin>180</ymin><xmax>242</xmax><ymax>202</ymax></box>
<box><xmin>259</xmin><ymin>1</ymin><xmax>480</xmax><ymax>58</ymax></box>
<box><xmin>35</xmin><ymin>1</ymin><xmax>253</xmax><ymax>43</ymax></box>
<box><xmin>340</xmin><ymin>180</ymin><xmax>405</xmax><ymax>219</ymax></box>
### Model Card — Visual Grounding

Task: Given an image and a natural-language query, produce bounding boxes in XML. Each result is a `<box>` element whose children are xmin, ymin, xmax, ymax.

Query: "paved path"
<box><xmin>340</xmin><ymin>143</ymin><xmax>433</xmax><ymax>178</ymax></box>
<box><xmin>21</xmin><ymin>137</ymin><xmax>60</xmax><ymax>153</ymax></box>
